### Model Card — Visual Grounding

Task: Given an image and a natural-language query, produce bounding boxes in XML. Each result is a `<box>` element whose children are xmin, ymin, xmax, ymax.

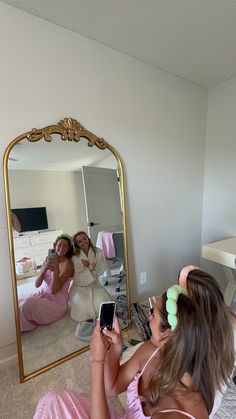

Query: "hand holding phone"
<box><xmin>98</xmin><ymin>301</ymin><xmax>116</xmax><ymax>332</ymax></box>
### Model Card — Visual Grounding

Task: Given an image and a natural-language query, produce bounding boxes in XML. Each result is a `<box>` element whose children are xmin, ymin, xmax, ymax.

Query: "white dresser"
<box><xmin>13</xmin><ymin>230</ymin><xmax>63</xmax><ymax>268</ymax></box>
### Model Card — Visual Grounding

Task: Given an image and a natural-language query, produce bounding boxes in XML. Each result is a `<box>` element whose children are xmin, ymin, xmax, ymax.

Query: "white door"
<box><xmin>82</xmin><ymin>166</ymin><xmax>123</xmax><ymax>245</ymax></box>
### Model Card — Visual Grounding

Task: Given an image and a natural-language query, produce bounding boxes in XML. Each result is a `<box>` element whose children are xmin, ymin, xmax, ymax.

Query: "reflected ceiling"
<box><xmin>9</xmin><ymin>139</ymin><xmax>111</xmax><ymax>171</ymax></box>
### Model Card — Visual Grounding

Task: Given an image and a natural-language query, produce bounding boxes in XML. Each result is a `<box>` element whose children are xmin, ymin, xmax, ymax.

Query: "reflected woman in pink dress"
<box><xmin>19</xmin><ymin>234</ymin><xmax>74</xmax><ymax>332</ymax></box>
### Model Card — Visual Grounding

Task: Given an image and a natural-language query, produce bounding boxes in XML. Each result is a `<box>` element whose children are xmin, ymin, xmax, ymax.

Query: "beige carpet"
<box><xmin>17</xmin><ymin>273</ymin><xmax>127</xmax><ymax>376</ymax></box>
<box><xmin>21</xmin><ymin>313</ymin><xmax>87</xmax><ymax>375</ymax></box>
<box><xmin>21</xmin><ymin>314</ymin><xmax>127</xmax><ymax>376</ymax></box>
<box><xmin>0</xmin><ymin>350</ymin><xmax>123</xmax><ymax>419</ymax></box>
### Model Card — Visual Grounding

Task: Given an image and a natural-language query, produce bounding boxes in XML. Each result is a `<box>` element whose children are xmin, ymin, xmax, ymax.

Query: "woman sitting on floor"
<box><xmin>19</xmin><ymin>234</ymin><xmax>74</xmax><ymax>332</ymax></box>
<box><xmin>69</xmin><ymin>231</ymin><xmax>111</xmax><ymax>325</ymax></box>
<box><xmin>34</xmin><ymin>267</ymin><xmax>235</xmax><ymax>419</ymax></box>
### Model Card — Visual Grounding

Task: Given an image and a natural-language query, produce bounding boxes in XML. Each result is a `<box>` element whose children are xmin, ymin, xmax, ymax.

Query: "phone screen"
<box><xmin>48</xmin><ymin>248</ymin><xmax>56</xmax><ymax>259</ymax></box>
<box><xmin>99</xmin><ymin>302</ymin><xmax>116</xmax><ymax>332</ymax></box>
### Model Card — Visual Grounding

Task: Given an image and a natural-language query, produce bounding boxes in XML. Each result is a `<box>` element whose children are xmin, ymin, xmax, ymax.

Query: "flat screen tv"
<box><xmin>12</xmin><ymin>207</ymin><xmax>48</xmax><ymax>233</ymax></box>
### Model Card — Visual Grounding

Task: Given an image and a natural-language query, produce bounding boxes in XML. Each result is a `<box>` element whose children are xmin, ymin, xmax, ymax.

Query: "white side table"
<box><xmin>202</xmin><ymin>237</ymin><xmax>236</xmax><ymax>306</ymax></box>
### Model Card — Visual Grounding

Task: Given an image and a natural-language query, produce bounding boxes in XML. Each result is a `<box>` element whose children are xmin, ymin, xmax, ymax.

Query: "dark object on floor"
<box><xmin>233</xmin><ymin>374</ymin><xmax>236</xmax><ymax>385</ymax></box>
<box><xmin>131</xmin><ymin>302</ymin><xmax>151</xmax><ymax>341</ymax></box>
<box><xmin>116</xmin><ymin>295</ymin><xmax>128</xmax><ymax>325</ymax></box>
<box><xmin>129</xmin><ymin>339</ymin><xmax>142</xmax><ymax>346</ymax></box>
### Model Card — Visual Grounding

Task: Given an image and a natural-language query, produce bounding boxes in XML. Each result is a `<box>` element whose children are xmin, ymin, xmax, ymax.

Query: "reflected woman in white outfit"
<box><xmin>69</xmin><ymin>231</ymin><xmax>111</xmax><ymax>323</ymax></box>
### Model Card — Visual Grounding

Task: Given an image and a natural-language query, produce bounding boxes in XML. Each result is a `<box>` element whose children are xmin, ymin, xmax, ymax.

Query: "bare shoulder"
<box><xmin>136</xmin><ymin>339</ymin><xmax>157</xmax><ymax>356</ymax></box>
<box><xmin>60</xmin><ymin>258</ymin><xmax>74</xmax><ymax>275</ymax></box>
<box><xmin>151</xmin><ymin>403</ymin><xmax>208</xmax><ymax>419</ymax></box>
<box><xmin>151</xmin><ymin>413</ymin><xmax>191</xmax><ymax>419</ymax></box>
<box><xmin>110</xmin><ymin>340</ymin><xmax>158</xmax><ymax>395</ymax></box>
<box><xmin>63</xmin><ymin>258</ymin><xmax>73</xmax><ymax>268</ymax></box>
<box><xmin>151</xmin><ymin>412</ymin><xmax>208</xmax><ymax>419</ymax></box>
<box><xmin>67</xmin><ymin>258</ymin><xmax>74</xmax><ymax>266</ymax></box>
<box><xmin>124</xmin><ymin>339</ymin><xmax>159</xmax><ymax>369</ymax></box>
<box><xmin>67</xmin><ymin>258</ymin><xmax>74</xmax><ymax>273</ymax></box>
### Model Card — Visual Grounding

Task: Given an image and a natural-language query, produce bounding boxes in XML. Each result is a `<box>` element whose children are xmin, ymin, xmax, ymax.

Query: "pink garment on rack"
<box><xmin>101</xmin><ymin>232</ymin><xmax>116</xmax><ymax>258</ymax></box>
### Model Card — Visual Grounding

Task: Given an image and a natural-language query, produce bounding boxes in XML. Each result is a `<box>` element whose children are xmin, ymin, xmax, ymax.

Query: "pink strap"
<box><xmin>140</xmin><ymin>347</ymin><xmax>160</xmax><ymax>375</ymax></box>
<box><xmin>157</xmin><ymin>409</ymin><xmax>196</xmax><ymax>419</ymax></box>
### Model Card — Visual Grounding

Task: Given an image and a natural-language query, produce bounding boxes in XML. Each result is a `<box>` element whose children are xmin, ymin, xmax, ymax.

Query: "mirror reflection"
<box><xmin>7</xmin><ymin>127</ymin><xmax>129</xmax><ymax>379</ymax></box>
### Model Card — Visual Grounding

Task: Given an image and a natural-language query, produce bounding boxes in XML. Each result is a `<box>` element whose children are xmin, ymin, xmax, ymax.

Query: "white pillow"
<box><xmin>120</xmin><ymin>342</ymin><xmax>143</xmax><ymax>365</ymax></box>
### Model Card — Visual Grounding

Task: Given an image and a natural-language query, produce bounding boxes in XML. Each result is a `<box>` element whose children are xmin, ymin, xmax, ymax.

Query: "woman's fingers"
<box><xmin>103</xmin><ymin>328</ymin><xmax>120</xmax><ymax>344</ymax></box>
<box><xmin>82</xmin><ymin>259</ymin><xmax>89</xmax><ymax>267</ymax></box>
<box><xmin>90</xmin><ymin>324</ymin><xmax>111</xmax><ymax>360</ymax></box>
<box><xmin>94</xmin><ymin>319</ymin><xmax>101</xmax><ymax>332</ymax></box>
<box><xmin>113</xmin><ymin>316</ymin><xmax>121</xmax><ymax>333</ymax></box>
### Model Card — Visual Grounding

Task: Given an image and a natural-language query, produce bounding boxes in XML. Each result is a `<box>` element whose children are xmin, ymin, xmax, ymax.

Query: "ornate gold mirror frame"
<box><xmin>3</xmin><ymin>117</ymin><xmax>131</xmax><ymax>382</ymax></box>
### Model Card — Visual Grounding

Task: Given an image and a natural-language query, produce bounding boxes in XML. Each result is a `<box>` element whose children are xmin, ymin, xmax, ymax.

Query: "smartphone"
<box><xmin>98</xmin><ymin>301</ymin><xmax>116</xmax><ymax>332</ymax></box>
<box><xmin>48</xmin><ymin>248</ymin><xmax>56</xmax><ymax>260</ymax></box>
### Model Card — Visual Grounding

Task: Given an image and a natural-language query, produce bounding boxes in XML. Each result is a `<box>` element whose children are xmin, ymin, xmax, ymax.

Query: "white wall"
<box><xmin>0</xmin><ymin>3</ymin><xmax>207</xmax><ymax>362</ymax></box>
<box><xmin>202</xmin><ymin>76</ymin><xmax>236</xmax><ymax>287</ymax></box>
<box><xmin>95</xmin><ymin>154</ymin><xmax>118</xmax><ymax>170</ymax></box>
<box><xmin>8</xmin><ymin>170</ymin><xmax>87</xmax><ymax>235</ymax></box>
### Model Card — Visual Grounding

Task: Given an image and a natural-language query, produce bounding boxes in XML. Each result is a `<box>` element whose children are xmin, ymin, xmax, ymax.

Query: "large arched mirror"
<box><xmin>3</xmin><ymin>118</ymin><xmax>131</xmax><ymax>382</ymax></box>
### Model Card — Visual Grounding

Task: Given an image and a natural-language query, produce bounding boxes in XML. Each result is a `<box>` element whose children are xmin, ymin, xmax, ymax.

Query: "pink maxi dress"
<box><xmin>33</xmin><ymin>347</ymin><xmax>196</xmax><ymax>419</ymax></box>
<box><xmin>19</xmin><ymin>270</ymin><xmax>72</xmax><ymax>332</ymax></box>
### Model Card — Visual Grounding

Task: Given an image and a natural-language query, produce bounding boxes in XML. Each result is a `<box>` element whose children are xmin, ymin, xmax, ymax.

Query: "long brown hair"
<box><xmin>186</xmin><ymin>269</ymin><xmax>235</xmax><ymax>392</ymax></box>
<box><xmin>143</xmin><ymin>293</ymin><xmax>214</xmax><ymax>413</ymax></box>
<box><xmin>73</xmin><ymin>231</ymin><xmax>97</xmax><ymax>256</ymax></box>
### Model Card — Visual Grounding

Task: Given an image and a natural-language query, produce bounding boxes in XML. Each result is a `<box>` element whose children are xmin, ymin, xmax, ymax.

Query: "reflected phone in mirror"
<box><xmin>48</xmin><ymin>248</ymin><xmax>56</xmax><ymax>260</ymax></box>
<box><xmin>98</xmin><ymin>301</ymin><xmax>116</xmax><ymax>332</ymax></box>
